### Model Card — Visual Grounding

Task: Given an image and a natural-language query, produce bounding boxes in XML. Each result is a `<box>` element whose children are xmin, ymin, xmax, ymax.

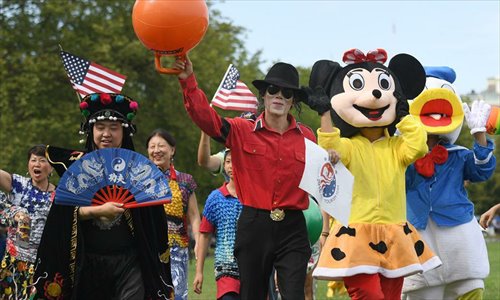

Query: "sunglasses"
<box><xmin>266</xmin><ymin>85</ymin><xmax>294</xmax><ymax>99</ymax></box>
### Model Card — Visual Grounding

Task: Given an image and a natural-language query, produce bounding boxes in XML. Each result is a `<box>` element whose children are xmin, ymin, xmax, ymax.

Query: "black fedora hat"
<box><xmin>252</xmin><ymin>62</ymin><xmax>307</xmax><ymax>101</ymax></box>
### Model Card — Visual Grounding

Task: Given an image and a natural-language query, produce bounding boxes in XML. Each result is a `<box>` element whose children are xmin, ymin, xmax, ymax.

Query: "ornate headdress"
<box><xmin>78</xmin><ymin>93</ymin><xmax>139</xmax><ymax>150</ymax></box>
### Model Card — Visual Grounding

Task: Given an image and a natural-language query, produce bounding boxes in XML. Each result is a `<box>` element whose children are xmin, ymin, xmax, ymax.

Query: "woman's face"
<box><xmin>148</xmin><ymin>135</ymin><xmax>175</xmax><ymax>170</ymax></box>
<box><xmin>28</xmin><ymin>154</ymin><xmax>52</xmax><ymax>183</ymax></box>
<box><xmin>93</xmin><ymin>120</ymin><xmax>123</xmax><ymax>149</ymax></box>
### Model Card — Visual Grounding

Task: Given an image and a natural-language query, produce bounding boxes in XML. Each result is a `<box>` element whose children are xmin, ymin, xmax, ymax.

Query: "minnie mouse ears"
<box><xmin>388</xmin><ymin>53</ymin><xmax>426</xmax><ymax>100</ymax></box>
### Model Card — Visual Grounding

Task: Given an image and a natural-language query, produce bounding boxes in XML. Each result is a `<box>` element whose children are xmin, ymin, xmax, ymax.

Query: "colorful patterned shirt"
<box><xmin>200</xmin><ymin>183</ymin><xmax>242</xmax><ymax>280</ymax></box>
<box><xmin>5</xmin><ymin>174</ymin><xmax>53</xmax><ymax>262</ymax></box>
<box><xmin>164</xmin><ymin>169</ymin><xmax>197</xmax><ymax>248</ymax></box>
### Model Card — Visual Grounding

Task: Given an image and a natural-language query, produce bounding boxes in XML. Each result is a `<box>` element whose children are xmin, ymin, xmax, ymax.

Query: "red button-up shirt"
<box><xmin>180</xmin><ymin>74</ymin><xmax>316</xmax><ymax>210</ymax></box>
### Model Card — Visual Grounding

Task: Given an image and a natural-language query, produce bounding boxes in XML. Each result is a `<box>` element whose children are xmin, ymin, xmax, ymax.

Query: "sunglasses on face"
<box><xmin>266</xmin><ymin>85</ymin><xmax>294</xmax><ymax>99</ymax></box>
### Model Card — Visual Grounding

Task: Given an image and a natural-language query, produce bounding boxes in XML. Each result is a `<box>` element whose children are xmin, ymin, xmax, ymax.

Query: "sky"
<box><xmin>211</xmin><ymin>0</ymin><xmax>500</xmax><ymax>96</ymax></box>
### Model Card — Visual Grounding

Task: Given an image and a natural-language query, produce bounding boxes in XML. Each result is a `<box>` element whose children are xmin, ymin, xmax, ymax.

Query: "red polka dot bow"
<box><xmin>414</xmin><ymin>145</ymin><xmax>449</xmax><ymax>177</ymax></box>
<box><xmin>342</xmin><ymin>48</ymin><xmax>388</xmax><ymax>65</ymax></box>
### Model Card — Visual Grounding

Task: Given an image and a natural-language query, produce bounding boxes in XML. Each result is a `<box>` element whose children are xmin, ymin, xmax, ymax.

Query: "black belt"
<box><xmin>243</xmin><ymin>206</ymin><xmax>302</xmax><ymax>222</ymax></box>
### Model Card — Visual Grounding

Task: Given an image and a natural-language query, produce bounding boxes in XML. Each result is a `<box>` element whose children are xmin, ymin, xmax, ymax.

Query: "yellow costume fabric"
<box><xmin>313</xmin><ymin>115</ymin><xmax>442</xmax><ymax>280</ymax></box>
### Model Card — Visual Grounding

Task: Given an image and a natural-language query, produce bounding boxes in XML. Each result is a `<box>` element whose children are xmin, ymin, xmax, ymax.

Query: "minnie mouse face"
<box><xmin>310</xmin><ymin>49</ymin><xmax>426</xmax><ymax>137</ymax></box>
<box><xmin>332</xmin><ymin>65</ymin><xmax>398</xmax><ymax>128</ymax></box>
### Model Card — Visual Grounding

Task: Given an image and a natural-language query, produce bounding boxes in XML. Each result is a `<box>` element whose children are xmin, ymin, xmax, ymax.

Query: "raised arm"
<box><xmin>463</xmin><ymin>100</ymin><xmax>490</xmax><ymax>147</ymax></box>
<box><xmin>175</xmin><ymin>55</ymin><xmax>232</xmax><ymax>144</ymax></box>
<box><xmin>395</xmin><ymin>115</ymin><xmax>428</xmax><ymax>166</ymax></box>
<box><xmin>461</xmin><ymin>100</ymin><xmax>495</xmax><ymax>181</ymax></box>
<box><xmin>197</xmin><ymin>131</ymin><xmax>223</xmax><ymax>174</ymax></box>
<box><xmin>0</xmin><ymin>169</ymin><xmax>12</xmax><ymax>194</ymax></box>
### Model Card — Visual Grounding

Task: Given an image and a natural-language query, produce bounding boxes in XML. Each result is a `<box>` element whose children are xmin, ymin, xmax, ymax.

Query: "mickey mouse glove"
<box><xmin>462</xmin><ymin>100</ymin><xmax>491</xmax><ymax>134</ymax></box>
<box><xmin>302</xmin><ymin>86</ymin><xmax>331</xmax><ymax>115</ymax></box>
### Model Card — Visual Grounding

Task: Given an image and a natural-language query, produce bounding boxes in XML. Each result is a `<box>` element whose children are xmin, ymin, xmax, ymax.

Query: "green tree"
<box><xmin>0</xmin><ymin>1</ymin><xmax>263</xmax><ymax>204</ymax></box>
<box><xmin>2</xmin><ymin>1</ymin><xmax>497</xmax><ymax>213</ymax></box>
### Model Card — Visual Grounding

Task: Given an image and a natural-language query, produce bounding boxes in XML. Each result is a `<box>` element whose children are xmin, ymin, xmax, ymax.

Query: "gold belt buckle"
<box><xmin>270</xmin><ymin>208</ymin><xmax>285</xmax><ymax>221</ymax></box>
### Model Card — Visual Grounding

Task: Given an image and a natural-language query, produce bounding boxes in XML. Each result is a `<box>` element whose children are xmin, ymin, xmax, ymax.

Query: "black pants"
<box><xmin>220</xmin><ymin>292</ymin><xmax>241</xmax><ymax>300</ymax></box>
<box><xmin>77</xmin><ymin>250</ymin><xmax>145</xmax><ymax>300</ymax></box>
<box><xmin>234</xmin><ymin>206</ymin><xmax>311</xmax><ymax>300</ymax></box>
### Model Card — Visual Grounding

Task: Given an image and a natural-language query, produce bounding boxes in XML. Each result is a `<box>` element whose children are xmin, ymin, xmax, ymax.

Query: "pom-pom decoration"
<box><xmin>100</xmin><ymin>93</ymin><xmax>112</xmax><ymax>105</ymax></box>
<box><xmin>81</xmin><ymin>110</ymin><xmax>90</xmax><ymax>117</ymax></box>
<box><xmin>129</xmin><ymin>101</ymin><xmax>139</xmax><ymax>111</ymax></box>
<box><xmin>79</xmin><ymin>102</ymin><xmax>89</xmax><ymax>110</ymax></box>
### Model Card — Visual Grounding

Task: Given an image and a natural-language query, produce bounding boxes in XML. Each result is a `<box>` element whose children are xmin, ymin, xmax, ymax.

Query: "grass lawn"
<box><xmin>188</xmin><ymin>239</ymin><xmax>500</xmax><ymax>300</ymax></box>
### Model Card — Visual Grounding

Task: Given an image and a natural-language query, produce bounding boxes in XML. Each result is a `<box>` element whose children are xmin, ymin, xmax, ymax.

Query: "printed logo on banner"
<box><xmin>318</xmin><ymin>162</ymin><xmax>338</xmax><ymax>203</ymax></box>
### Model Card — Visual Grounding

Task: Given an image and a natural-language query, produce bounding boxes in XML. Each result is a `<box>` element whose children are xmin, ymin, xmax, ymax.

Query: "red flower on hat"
<box><xmin>100</xmin><ymin>93</ymin><xmax>112</xmax><ymax>105</ymax></box>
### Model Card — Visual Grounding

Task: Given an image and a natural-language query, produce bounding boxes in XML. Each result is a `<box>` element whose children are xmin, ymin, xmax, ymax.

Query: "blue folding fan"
<box><xmin>55</xmin><ymin>148</ymin><xmax>171</xmax><ymax>208</ymax></box>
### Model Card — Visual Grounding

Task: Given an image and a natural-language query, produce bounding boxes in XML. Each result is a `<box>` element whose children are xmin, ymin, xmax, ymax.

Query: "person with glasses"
<box><xmin>173</xmin><ymin>56</ymin><xmax>319</xmax><ymax>300</ymax></box>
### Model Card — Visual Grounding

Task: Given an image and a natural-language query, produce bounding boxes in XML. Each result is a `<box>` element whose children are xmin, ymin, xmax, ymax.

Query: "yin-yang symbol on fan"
<box><xmin>112</xmin><ymin>157</ymin><xmax>126</xmax><ymax>172</ymax></box>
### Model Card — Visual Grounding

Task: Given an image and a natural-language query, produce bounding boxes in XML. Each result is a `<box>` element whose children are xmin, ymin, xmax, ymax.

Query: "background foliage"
<box><xmin>0</xmin><ymin>0</ymin><xmax>497</xmax><ymax>214</ymax></box>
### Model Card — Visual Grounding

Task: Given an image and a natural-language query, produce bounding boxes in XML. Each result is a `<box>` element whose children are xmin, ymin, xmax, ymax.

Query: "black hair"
<box><xmin>223</xmin><ymin>148</ymin><xmax>231</xmax><ymax>160</ymax></box>
<box><xmin>28</xmin><ymin>144</ymin><xmax>47</xmax><ymax>160</ymax></box>
<box><xmin>146</xmin><ymin>128</ymin><xmax>176</xmax><ymax>156</ymax></box>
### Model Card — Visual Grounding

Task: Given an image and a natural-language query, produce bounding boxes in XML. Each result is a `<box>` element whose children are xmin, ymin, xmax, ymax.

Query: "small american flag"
<box><xmin>60</xmin><ymin>51</ymin><xmax>126</xmax><ymax>98</ymax></box>
<box><xmin>211</xmin><ymin>64</ymin><xmax>259</xmax><ymax>113</ymax></box>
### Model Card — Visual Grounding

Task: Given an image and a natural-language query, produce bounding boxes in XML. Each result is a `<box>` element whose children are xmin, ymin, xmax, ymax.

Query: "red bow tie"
<box><xmin>414</xmin><ymin>145</ymin><xmax>448</xmax><ymax>177</ymax></box>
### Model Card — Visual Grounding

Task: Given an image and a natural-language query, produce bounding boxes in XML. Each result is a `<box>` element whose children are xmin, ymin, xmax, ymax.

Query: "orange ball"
<box><xmin>132</xmin><ymin>0</ymin><xmax>209</xmax><ymax>55</ymax></box>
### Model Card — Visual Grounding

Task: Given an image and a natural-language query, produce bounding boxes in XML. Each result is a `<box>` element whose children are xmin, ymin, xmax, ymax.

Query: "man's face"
<box><xmin>93</xmin><ymin>120</ymin><xmax>123</xmax><ymax>149</ymax></box>
<box><xmin>263</xmin><ymin>85</ymin><xmax>294</xmax><ymax>117</ymax></box>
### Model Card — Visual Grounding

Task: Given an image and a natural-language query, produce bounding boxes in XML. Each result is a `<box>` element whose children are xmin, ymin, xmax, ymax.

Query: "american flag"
<box><xmin>211</xmin><ymin>64</ymin><xmax>259</xmax><ymax>113</ymax></box>
<box><xmin>60</xmin><ymin>51</ymin><xmax>126</xmax><ymax>98</ymax></box>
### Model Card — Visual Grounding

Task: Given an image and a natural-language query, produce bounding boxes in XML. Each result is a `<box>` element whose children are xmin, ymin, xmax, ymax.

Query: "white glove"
<box><xmin>462</xmin><ymin>100</ymin><xmax>491</xmax><ymax>134</ymax></box>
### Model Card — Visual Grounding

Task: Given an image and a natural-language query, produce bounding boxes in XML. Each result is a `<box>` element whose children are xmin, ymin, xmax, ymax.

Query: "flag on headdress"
<box><xmin>60</xmin><ymin>50</ymin><xmax>127</xmax><ymax>98</ymax></box>
<box><xmin>211</xmin><ymin>64</ymin><xmax>259</xmax><ymax>113</ymax></box>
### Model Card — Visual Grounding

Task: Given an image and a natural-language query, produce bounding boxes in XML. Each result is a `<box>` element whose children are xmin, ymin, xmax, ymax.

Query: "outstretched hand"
<box><xmin>462</xmin><ymin>100</ymin><xmax>491</xmax><ymax>135</ymax></box>
<box><xmin>302</xmin><ymin>86</ymin><xmax>331</xmax><ymax>115</ymax></box>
